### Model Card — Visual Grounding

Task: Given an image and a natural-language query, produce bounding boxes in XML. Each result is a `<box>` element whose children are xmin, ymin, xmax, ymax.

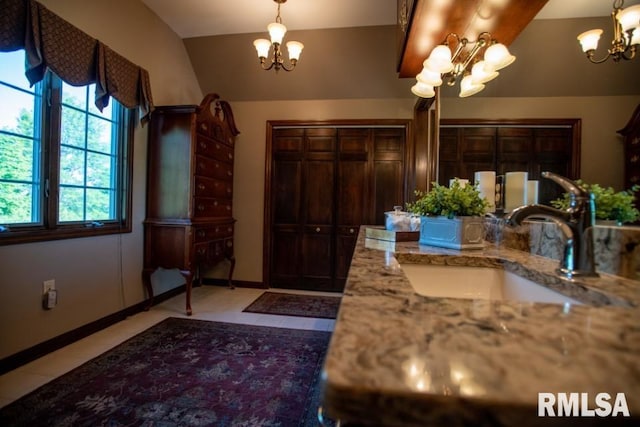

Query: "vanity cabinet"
<box><xmin>618</xmin><ymin>104</ymin><xmax>640</xmax><ymax>219</ymax></box>
<box><xmin>143</xmin><ymin>94</ymin><xmax>239</xmax><ymax>315</ymax></box>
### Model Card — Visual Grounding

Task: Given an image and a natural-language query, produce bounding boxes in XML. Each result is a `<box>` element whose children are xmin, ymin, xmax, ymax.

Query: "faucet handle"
<box><xmin>541</xmin><ymin>171</ymin><xmax>588</xmax><ymax>199</ymax></box>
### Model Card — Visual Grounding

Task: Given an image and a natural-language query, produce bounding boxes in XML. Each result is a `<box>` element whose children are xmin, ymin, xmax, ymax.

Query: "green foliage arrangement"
<box><xmin>550</xmin><ymin>180</ymin><xmax>640</xmax><ymax>224</ymax></box>
<box><xmin>406</xmin><ymin>179</ymin><xmax>488</xmax><ymax>218</ymax></box>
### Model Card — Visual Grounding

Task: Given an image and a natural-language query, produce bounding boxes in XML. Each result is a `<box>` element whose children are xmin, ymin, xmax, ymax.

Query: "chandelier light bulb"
<box><xmin>411</xmin><ymin>81</ymin><xmax>436</xmax><ymax>98</ymax></box>
<box><xmin>425</xmin><ymin>45</ymin><xmax>454</xmax><ymax>73</ymax></box>
<box><xmin>577</xmin><ymin>29</ymin><xmax>603</xmax><ymax>52</ymax></box>
<box><xmin>459</xmin><ymin>74</ymin><xmax>485</xmax><ymax>98</ymax></box>
<box><xmin>416</xmin><ymin>66</ymin><xmax>443</xmax><ymax>87</ymax></box>
<box><xmin>484</xmin><ymin>43</ymin><xmax>515</xmax><ymax>71</ymax></box>
<box><xmin>617</xmin><ymin>5</ymin><xmax>640</xmax><ymax>32</ymax></box>
<box><xmin>471</xmin><ymin>61</ymin><xmax>498</xmax><ymax>84</ymax></box>
<box><xmin>253</xmin><ymin>39</ymin><xmax>272</xmax><ymax>58</ymax></box>
<box><xmin>286</xmin><ymin>41</ymin><xmax>304</xmax><ymax>61</ymax></box>
<box><xmin>267</xmin><ymin>22</ymin><xmax>287</xmax><ymax>45</ymax></box>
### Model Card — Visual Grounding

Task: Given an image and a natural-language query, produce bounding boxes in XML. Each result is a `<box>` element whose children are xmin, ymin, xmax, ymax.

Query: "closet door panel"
<box><xmin>533</xmin><ymin>128</ymin><xmax>573</xmax><ymax>204</ymax></box>
<box><xmin>270</xmin><ymin>229</ymin><xmax>301</xmax><ymax>288</ymax></box>
<box><xmin>373</xmin><ymin>129</ymin><xmax>405</xmax><ymax>225</ymax></box>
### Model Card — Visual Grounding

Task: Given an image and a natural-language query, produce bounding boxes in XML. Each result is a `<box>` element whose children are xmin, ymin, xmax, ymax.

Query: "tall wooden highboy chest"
<box><xmin>143</xmin><ymin>94</ymin><xmax>239</xmax><ymax>315</ymax></box>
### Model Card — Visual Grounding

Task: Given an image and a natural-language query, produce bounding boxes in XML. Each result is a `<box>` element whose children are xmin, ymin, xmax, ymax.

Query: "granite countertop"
<box><xmin>321</xmin><ymin>227</ymin><xmax>640</xmax><ymax>426</ymax></box>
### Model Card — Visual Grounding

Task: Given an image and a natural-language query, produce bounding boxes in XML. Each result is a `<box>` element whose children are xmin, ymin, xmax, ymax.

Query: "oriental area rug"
<box><xmin>0</xmin><ymin>318</ymin><xmax>334</xmax><ymax>427</ymax></box>
<box><xmin>243</xmin><ymin>292</ymin><xmax>342</xmax><ymax>319</ymax></box>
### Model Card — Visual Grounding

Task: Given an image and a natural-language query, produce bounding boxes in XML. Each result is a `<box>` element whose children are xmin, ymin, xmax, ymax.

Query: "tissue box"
<box><xmin>384</xmin><ymin>210</ymin><xmax>420</xmax><ymax>232</ymax></box>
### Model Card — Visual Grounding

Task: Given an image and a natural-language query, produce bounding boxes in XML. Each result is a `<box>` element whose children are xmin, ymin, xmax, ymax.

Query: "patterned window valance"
<box><xmin>0</xmin><ymin>0</ymin><xmax>154</xmax><ymax>123</ymax></box>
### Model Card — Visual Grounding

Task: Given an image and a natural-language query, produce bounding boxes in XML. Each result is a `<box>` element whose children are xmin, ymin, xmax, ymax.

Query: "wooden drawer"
<box><xmin>196</xmin><ymin>136</ymin><xmax>234</xmax><ymax>164</ymax></box>
<box><xmin>193</xmin><ymin>197</ymin><xmax>232</xmax><ymax>218</ymax></box>
<box><xmin>194</xmin><ymin>224</ymin><xmax>234</xmax><ymax>243</ymax></box>
<box><xmin>195</xmin><ymin>175</ymin><xmax>233</xmax><ymax>199</ymax></box>
<box><xmin>196</xmin><ymin>155</ymin><xmax>233</xmax><ymax>181</ymax></box>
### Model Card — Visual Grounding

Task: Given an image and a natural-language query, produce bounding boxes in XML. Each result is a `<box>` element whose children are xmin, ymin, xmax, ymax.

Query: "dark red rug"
<box><xmin>0</xmin><ymin>318</ymin><xmax>333</xmax><ymax>427</ymax></box>
<box><xmin>243</xmin><ymin>292</ymin><xmax>342</xmax><ymax>319</ymax></box>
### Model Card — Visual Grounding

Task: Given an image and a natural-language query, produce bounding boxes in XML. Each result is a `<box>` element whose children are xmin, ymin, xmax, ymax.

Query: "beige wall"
<box><xmin>0</xmin><ymin>0</ymin><xmax>202</xmax><ymax>359</ymax></box>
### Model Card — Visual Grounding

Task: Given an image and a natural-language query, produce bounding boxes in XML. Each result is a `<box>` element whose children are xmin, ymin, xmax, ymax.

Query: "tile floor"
<box><xmin>0</xmin><ymin>286</ymin><xmax>338</xmax><ymax>408</ymax></box>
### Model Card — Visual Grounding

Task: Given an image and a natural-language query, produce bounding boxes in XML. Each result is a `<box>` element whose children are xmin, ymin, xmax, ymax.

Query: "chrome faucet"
<box><xmin>504</xmin><ymin>171</ymin><xmax>598</xmax><ymax>278</ymax></box>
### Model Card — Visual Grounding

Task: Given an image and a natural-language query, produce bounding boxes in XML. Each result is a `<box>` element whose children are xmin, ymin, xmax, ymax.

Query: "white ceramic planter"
<box><xmin>419</xmin><ymin>215</ymin><xmax>485</xmax><ymax>250</ymax></box>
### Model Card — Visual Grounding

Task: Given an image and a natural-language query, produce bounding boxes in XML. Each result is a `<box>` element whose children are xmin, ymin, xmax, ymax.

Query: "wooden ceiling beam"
<box><xmin>398</xmin><ymin>0</ymin><xmax>548</xmax><ymax>78</ymax></box>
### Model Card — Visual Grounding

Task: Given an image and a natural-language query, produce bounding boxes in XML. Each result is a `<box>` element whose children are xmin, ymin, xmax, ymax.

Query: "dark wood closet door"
<box><xmin>270</xmin><ymin>128</ymin><xmax>304</xmax><ymax>289</ymax></box>
<box><xmin>335</xmin><ymin>129</ymin><xmax>371</xmax><ymax>286</ymax></box>
<box><xmin>267</xmin><ymin>121</ymin><xmax>408</xmax><ymax>292</ymax></box>
<box><xmin>302</xmin><ymin>129</ymin><xmax>336</xmax><ymax>290</ymax></box>
<box><xmin>439</xmin><ymin>120</ymin><xmax>580</xmax><ymax>205</ymax></box>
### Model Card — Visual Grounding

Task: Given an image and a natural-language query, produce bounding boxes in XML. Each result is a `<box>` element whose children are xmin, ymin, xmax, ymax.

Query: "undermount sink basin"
<box><xmin>400</xmin><ymin>264</ymin><xmax>582</xmax><ymax>305</ymax></box>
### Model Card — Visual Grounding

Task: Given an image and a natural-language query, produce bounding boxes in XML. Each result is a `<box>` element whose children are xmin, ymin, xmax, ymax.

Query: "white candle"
<box><xmin>474</xmin><ymin>171</ymin><xmax>496</xmax><ymax>212</ymax></box>
<box><xmin>527</xmin><ymin>180</ymin><xmax>539</xmax><ymax>205</ymax></box>
<box><xmin>449</xmin><ymin>178</ymin><xmax>469</xmax><ymax>188</ymax></box>
<box><xmin>505</xmin><ymin>172</ymin><xmax>528</xmax><ymax>212</ymax></box>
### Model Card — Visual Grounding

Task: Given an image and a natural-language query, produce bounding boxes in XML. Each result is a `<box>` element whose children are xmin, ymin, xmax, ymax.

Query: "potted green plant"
<box><xmin>406</xmin><ymin>179</ymin><xmax>488</xmax><ymax>249</ymax></box>
<box><xmin>550</xmin><ymin>180</ymin><xmax>639</xmax><ymax>225</ymax></box>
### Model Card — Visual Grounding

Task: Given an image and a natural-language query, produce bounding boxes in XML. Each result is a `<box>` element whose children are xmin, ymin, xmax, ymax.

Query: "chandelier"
<box><xmin>253</xmin><ymin>0</ymin><xmax>304</xmax><ymax>72</ymax></box>
<box><xmin>577</xmin><ymin>0</ymin><xmax>640</xmax><ymax>64</ymax></box>
<box><xmin>411</xmin><ymin>32</ymin><xmax>515</xmax><ymax>98</ymax></box>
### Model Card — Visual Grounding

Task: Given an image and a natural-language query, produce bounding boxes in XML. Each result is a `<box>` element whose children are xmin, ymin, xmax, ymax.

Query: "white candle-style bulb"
<box><xmin>267</xmin><ymin>22</ymin><xmax>287</xmax><ymax>45</ymax></box>
<box><xmin>577</xmin><ymin>29</ymin><xmax>603</xmax><ymax>52</ymax></box>
<box><xmin>618</xmin><ymin>5</ymin><xmax>640</xmax><ymax>32</ymax></box>
<box><xmin>527</xmin><ymin>180</ymin><xmax>539</xmax><ymax>205</ymax></box>
<box><xmin>505</xmin><ymin>172</ymin><xmax>528</xmax><ymax>212</ymax></box>
<box><xmin>253</xmin><ymin>39</ymin><xmax>271</xmax><ymax>58</ymax></box>
<box><xmin>411</xmin><ymin>82</ymin><xmax>436</xmax><ymax>98</ymax></box>
<box><xmin>425</xmin><ymin>45</ymin><xmax>454</xmax><ymax>73</ymax></box>
<box><xmin>483</xmin><ymin>43</ymin><xmax>515</xmax><ymax>71</ymax></box>
<box><xmin>474</xmin><ymin>171</ymin><xmax>496</xmax><ymax>212</ymax></box>
<box><xmin>286</xmin><ymin>41</ymin><xmax>304</xmax><ymax>61</ymax></box>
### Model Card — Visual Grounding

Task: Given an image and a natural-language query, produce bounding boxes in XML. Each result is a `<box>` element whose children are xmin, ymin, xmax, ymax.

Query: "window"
<box><xmin>0</xmin><ymin>50</ymin><xmax>134</xmax><ymax>244</ymax></box>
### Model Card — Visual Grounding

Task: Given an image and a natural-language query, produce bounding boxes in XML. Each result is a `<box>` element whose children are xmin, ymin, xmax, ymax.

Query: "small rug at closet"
<box><xmin>0</xmin><ymin>317</ymin><xmax>333</xmax><ymax>427</ymax></box>
<box><xmin>243</xmin><ymin>292</ymin><xmax>342</xmax><ymax>319</ymax></box>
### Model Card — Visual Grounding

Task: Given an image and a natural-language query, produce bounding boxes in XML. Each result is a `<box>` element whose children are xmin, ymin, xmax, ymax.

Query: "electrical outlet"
<box><xmin>43</xmin><ymin>279</ymin><xmax>55</xmax><ymax>295</ymax></box>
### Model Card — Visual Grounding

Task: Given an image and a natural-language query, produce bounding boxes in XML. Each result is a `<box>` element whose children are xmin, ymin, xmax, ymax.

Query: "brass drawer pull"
<box><xmin>197</xmin><ymin>204</ymin><xmax>205</xmax><ymax>211</ymax></box>
<box><xmin>198</xmin><ymin>183</ymin><xmax>205</xmax><ymax>190</ymax></box>
<box><xmin>197</xmin><ymin>230</ymin><xmax>205</xmax><ymax>238</ymax></box>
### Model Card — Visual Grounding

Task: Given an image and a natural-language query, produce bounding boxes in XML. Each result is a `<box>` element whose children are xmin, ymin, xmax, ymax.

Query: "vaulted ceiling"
<box><xmin>140</xmin><ymin>0</ymin><xmax>631</xmax><ymax>39</ymax></box>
